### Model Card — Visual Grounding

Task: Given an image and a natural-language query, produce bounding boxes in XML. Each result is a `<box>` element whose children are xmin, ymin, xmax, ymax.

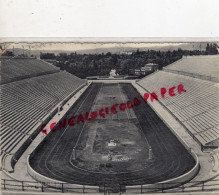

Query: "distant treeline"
<box><xmin>40</xmin><ymin>43</ymin><xmax>217</xmax><ymax>79</ymax></box>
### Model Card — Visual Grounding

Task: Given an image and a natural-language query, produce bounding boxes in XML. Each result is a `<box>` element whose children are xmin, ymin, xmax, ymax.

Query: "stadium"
<box><xmin>0</xmin><ymin>54</ymin><xmax>219</xmax><ymax>194</ymax></box>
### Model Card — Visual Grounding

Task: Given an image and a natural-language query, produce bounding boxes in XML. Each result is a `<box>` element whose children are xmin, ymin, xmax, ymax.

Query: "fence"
<box><xmin>1</xmin><ymin>179</ymin><xmax>98</xmax><ymax>193</ymax></box>
<box><xmin>2</xmin><ymin>179</ymin><xmax>219</xmax><ymax>193</ymax></box>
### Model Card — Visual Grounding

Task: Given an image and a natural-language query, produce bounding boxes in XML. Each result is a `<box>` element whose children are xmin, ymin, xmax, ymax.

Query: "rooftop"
<box><xmin>145</xmin><ymin>63</ymin><xmax>158</xmax><ymax>66</ymax></box>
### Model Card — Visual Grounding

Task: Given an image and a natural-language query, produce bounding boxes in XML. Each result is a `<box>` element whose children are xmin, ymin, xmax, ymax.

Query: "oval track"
<box><xmin>29</xmin><ymin>83</ymin><xmax>196</xmax><ymax>186</ymax></box>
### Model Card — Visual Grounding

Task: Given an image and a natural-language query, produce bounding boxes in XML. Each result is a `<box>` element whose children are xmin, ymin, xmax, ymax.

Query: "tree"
<box><xmin>106</xmin><ymin>52</ymin><xmax>111</xmax><ymax>57</ymax></box>
<box><xmin>2</xmin><ymin>50</ymin><xmax>14</xmax><ymax>56</ymax></box>
<box><xmin>40</xmin><ymin>52</ymin><xmax>55</xmax><ymax>59</ymax></box>
<box><xmin>206</xmin><ymin>43</ymin><xmax>210</xmax><ymax>54</ymax></box>
<box><xmin>206</xmin><ymin>43</ymin><xmax>218</xmax><ymax>55</ymax></box>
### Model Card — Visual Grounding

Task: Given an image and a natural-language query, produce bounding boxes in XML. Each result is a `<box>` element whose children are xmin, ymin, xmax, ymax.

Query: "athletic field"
<box><xmin>30</xmin><ymin>83</ymin><xmax>196</xmax><ymax>187</ymax></box>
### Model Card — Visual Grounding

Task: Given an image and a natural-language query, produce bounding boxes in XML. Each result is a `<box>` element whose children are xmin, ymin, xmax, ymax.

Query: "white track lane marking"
<box><xmin>74</xmin><ymin>83</ymin><xmax>103</xmax><ymax>148</ymax></box>
<box><xmin>43</xmin><ymin>85</ymin><xmax>95</xmax><ymax>176</ymax></box>
<box><xmin>118</xmin><ymin>83</ymin><xmax>130</xmax><ymax>120</ymax></box>
<box><xmin>128</xmin><ymin>85</ymin><xmax>150</xmax><ymax>148</ymax></box>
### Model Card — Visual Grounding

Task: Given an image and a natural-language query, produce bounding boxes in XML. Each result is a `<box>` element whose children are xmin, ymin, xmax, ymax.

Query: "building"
<box><xmin>141</xmin><ymin>63</ymin><xmax>158</xmax><ymax>72</ymax></box>
<box><xmin>129</xmin><ymin>63</ymin><xmax>158</xmax><ymax>76</ymax></box>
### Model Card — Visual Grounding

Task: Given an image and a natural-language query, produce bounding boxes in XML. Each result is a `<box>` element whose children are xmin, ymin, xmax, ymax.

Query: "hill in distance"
<box><xmin>6</xmin><ymin>43</ymin><xmax>212</xmax><ymax>57</ymax></box>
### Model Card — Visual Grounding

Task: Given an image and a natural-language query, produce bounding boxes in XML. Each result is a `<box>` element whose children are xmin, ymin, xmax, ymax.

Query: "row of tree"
<box><xmin>40</xmin><ymin>44</ymin><xmax>217</xmax><ymax>78</ymax></box>
<box><xmin>3</xmin><ymin>43</ymin><xmax>218</xmax><ymax>79</ymax></box>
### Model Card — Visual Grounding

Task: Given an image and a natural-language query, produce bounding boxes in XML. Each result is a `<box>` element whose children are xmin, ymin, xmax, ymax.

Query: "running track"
<box><xmin>29</xmin><ymin>83</ymin><xmax>196</xmax><ymax>186</ymax></box>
